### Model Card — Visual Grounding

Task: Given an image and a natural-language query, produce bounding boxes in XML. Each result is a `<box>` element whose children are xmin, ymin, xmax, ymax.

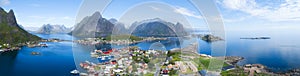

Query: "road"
<box><xmin>154</xmin><ymin>63</ymin><xmax>161</xmax><ymax>76</ymax></box>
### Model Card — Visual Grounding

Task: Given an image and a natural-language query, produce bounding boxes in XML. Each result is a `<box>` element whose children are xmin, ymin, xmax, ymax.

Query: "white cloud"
<box><xmin>223</xmin><ymin>16</ymin><xmax>252</xmax><ymax>22</ymax></box>
<box><xmin>149</xmin><ymin>6</ymin><xmax>160</xmax><ymax>11</ymax></box>
<box><xmin>174</xmin><ymin>7</ymin><xmax>202</xmax><ymax>19</ymax></box>
<box><xmin>0</xmin><ymin>0</ymin><xmax>10</xmax><ymax>6</ymax></box>
<box><xmin>219</xmin><ymin>0</ymin><xmax>300</xmax><ymax>21</ymax></box>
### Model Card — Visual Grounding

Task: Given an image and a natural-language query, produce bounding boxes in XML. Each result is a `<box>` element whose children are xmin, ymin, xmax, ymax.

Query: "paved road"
<box><xmin>154</xmin><ymin>64</ymin><xmax>160</xmax><ymax>76</ymax></box>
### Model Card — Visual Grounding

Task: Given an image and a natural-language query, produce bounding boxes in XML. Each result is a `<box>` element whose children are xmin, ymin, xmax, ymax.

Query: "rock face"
<box><xmin>71</xmin><ymin>12</ymin><xmax>123</xmax><ymax>37</ymax></box>
<box><xmin>130</xmin><ymin>18</ymin><xmax>188</xmax><ymax>37</ymax></box>
<box><xmin>225</xmin><ymin>56</ymin><xmax>244</xmax><ymax>65</ymax></box>
<box><xmin>37</xmin><ymin>24</ymin><xmax>71</xmax><ymax>34</ymax></box>
<box><xmin>71</xmin><ymin>12</ymin><xmax>187</xmax><ymax>38</ymax></box>
<box><xmin>0</xmin><ymin>7</ymin><xmax>41</xmax><ymax>44</ymax></box>
<box><xmin>201</xmin><ymin>34</ymin><xmax>223</xmax><ymax>42</ymax></box>
<box><xmin>108</xmin><ymin>18</ymin><xmax>127</xmax><ymax>35</ymax></box>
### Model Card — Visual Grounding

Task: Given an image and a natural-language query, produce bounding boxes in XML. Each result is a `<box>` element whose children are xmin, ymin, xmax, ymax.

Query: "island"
<box><xmin>192</xmin><ymin>34</ymin><xmax>224</xmax><ymax>42</ymax></box>
<box><xmin>240</xmin><ymin>37</ymin><xmax>271</xmax><ymax>40</ymax></box>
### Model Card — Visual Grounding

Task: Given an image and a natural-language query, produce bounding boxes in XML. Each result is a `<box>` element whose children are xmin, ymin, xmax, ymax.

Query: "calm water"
<box><xmin>133</xmin><ymin>30</ymin><xmax>300</xmax><ymax>72</ymax></box>
<box><xmin>0</xmin><ymin>34</ymin><xmax>76</xmax><ymax>76</ymax></box>
<box><xmin>224</xmin><ymin>30</ymin><xmax>300</xmax><ymax>72</ymax></box>
<box><xmin>1</xmin><ymin>30</ymin><xmax>300</xmax><ymax>76</ymax></box>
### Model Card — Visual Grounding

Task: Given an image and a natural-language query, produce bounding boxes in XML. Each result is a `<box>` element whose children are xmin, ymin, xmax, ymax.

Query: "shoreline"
<box><xmin>182</xmin><ymin>43</ymin><xmax>299</xmax><ymax>75</ymax></box>
<box><xmin>0</xmin><ymin>38</ymin><xmax>64</xmax><ymax>52</ymax></box>
<box><xmin>221</xmin><ymin>55</ymin><xmax>300</xmax><ymax>75</ymax></box>
<box><xmin>74</xmin><ymin>39</ymin><xmax>300</xmax><ymax>75</ymax></box>
<box><xmin>74</xmin><ymin>37</ymin><xmax>167</xmax><ymax>45</ymax></box>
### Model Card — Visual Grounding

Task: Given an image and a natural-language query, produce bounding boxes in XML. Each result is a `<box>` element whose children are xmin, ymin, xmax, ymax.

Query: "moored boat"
<box><xmin>70</xmin><ymin>69</ymin><xmax>80</xmax><ymax>74</ymax></box>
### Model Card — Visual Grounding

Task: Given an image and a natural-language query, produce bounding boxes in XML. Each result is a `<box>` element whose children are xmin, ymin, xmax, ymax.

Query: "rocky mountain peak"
<box><xmin>7</xmin><ymin>10</ymin><xmax>18</xmax><ymax>26</ymax></box>
<box><xmin>0</xmin><ymin>7</ymin><xmax>41</xmax><ymax>44</ymax></box>
<box><xmin>92</xmin><ymin>11</ymin><xmax>102</xmax><ymax>18</ymax></box>
<box><xmin>71</xmin><ymin>12</ymin><xmax>116</xmax><ymax>37</ymax></box>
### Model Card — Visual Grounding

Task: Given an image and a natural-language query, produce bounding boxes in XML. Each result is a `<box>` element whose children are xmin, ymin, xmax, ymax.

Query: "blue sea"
<box><xmin>1</xmin><ymin>29</ymin><xmax>300</xmax><ymax>76</ymax></box>
<box><xmin>0</xmin><ymin>34</ymin><xmax>76</xmax><ymax>76</ymax></box>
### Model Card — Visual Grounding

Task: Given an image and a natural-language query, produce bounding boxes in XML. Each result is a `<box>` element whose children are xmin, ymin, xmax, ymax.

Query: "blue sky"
<box><xmin>1</xmin><ymin>0</ymin><xmax>300</xmax><ymax>32</ymax></box>
<box><xmin>1</xmin><ymin>0</ymin><xmax>81</xmax><ymax>28</ymax></box>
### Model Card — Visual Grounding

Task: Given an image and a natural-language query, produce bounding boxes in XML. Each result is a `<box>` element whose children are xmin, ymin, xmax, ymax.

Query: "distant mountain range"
<box><xmin>70</xmin><ymin>12</ymin><xmax>116</xmax><ymax>37</ymax></box>
<box><xmin>37</xmin><ymin>24</ymin><xmax>71</xmax><ymax>34</ymax></box>
<box><xmin>0</xmin><ymin>7</ymin><xmax>40</xmax><ymax>44</ymax></box>
<box><xmin>71</xmin><ymin>12</ymin><xmax>188</xmax><ymax>38</ymax></box>
<box><xmin>130</xmin><ymin>18</ymin><xmax>188</xmax><ymax>37</ymax></box>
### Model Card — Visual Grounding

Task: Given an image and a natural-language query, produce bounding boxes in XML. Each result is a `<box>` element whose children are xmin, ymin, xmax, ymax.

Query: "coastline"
<box><xmin>0</xmin><ymin>38</ymin><xmax>64</xmax><ymax>52</ymax></box>
<box><xmin>183</xmin><ymin>42</ymin><xmax>299</xmax><ymax>75</ymax></box>
<box><xmin>74</xmin><ymin>37</ymin><xmax>167</xmax><ymax>45</ymax></box>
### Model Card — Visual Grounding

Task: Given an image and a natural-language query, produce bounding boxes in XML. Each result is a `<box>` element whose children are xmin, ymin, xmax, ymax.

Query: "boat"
<box><xmin>39</xmin><ymin>43</ymin><xmax>48</xmax><ymax>47</ymax></box>
<box><xmin>101</xmin><ymin>57</ymin><xmax>105</xmax><ymax>60</ymax></box>
<box><xmin>31</xmin><ymin>52</ymin><xmax>40</xmax><ymax>55</ymax></box>
<box><xmin>97</xmin><ymin>56</ymin><xmax>106</xmax><ymax>60</ymax></box>
<box><xmin>85</xmin><ymin>61</ymin><xmax>91</xmax><ymax>64</ymax></box>
<box><xmin>80</xmin><ymin>73</ymin><xmax>88</xmax><ymax>76</ymax></box>
<box><xmin>27</xmin><ymin>44</ymin><xmax>36</xmax><ymax>48</ymax></box>
<box><xmin>70</xmin><ymin>69</ymin><xmax>80</xmax><ymax>74</ymax></box>
<box><xmin>90</xmin><ymin>51</ymin><xmax>97</xmax><ymax>55</ymax></box>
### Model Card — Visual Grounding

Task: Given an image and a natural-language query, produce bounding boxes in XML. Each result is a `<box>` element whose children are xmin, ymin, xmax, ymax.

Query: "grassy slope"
<box><xmin>104</xmin><ymin>35</ymin><xmax>143</xmax><ymax>41</ymax></box>
<box><xmin>0</xmin><ymin>10</ymin><xmax>40</xmax><ymax>45</ymax></box>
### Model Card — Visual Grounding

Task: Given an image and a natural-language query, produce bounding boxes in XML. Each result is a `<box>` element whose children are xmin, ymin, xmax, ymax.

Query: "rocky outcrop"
<box><xmin>201</xmin><ymin>34</ymin><xmax>223</xmax><ymax>42</ymax></box>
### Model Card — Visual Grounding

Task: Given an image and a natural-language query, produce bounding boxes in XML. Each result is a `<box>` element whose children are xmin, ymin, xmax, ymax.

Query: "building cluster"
<box><xmin>71</xmin><ymin>45</ymin><xmax>211</xmax><ymax>76</ymax></box>
<box><xmin>75</xmin><ymin>37</ymin><xmax>168</xmax><ymax>46</ymax></box>
<box><xmin>75</xmin><ymin>47</ymin><xmax>167</xmax><ymax>76</ymax></box>
<box><xmin>0</xmin><ymin>44</ymin><xmax>21</xmax><ymax>52</ymax></box>
<box><xmin>27</xmin><ymin>43</ymin><xmax>48</xmax><ymax>48</ymax></box>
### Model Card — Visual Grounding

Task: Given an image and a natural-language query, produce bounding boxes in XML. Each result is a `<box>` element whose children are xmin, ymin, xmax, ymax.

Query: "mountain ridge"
<box><xmin>37</xmin><ymin>24</ymin><xmax>71</xmax><ymax>34</ymax></box>
<box><xmin>71</xmin><ymin>12</ymin><xmax>188</xmax><ymax>38</ymax></box>
<box><xmin>0</xmin><ymin>7</ymin><xmax>41</xmax><ymax>45</ymax></box>
<box><xmin>130</xmin><ymin>18</ymin><xmax>188</xmax><ymax>37</ymax></box>
<box><xmin>70</xmin><ymin>12</ymin><xmax>120</xmax><ymax>37</ymax></box>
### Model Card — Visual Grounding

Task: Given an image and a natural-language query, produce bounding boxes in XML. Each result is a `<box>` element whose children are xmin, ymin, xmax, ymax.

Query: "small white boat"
<box><xmin>101</xmin><ymin>57</ymin><xmax>105</xmax><ymax>60</ymax></box>
<box><xmin>97</xmin><ymin>56</ymin><xmax>106</xmax><ymax>60</ymax></box>
<box><xmin>85</xmin><ymin>61</ymin><xmax>91</xmax><ymax>64</ymax></box>
<box><xmin>90</xmin><ymin>52</ymin><xmax>97</xmax><ymax>55</ymax></box>
<box><xmin>70</xmin><ymin>69</ymin><xmax>80</xmax><ymax>74</ymax></box>
<box><xmin>0</xmin><ymin>50</ymin><xmax>4</xmax><ymax>52</ymax></box>
<box><xmin>80</xmin><ymin>73</ymin><xmax>88</xmax><ymax>76</ymax></box>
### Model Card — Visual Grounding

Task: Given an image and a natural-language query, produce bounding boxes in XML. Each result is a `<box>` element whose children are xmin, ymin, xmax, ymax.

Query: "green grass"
<box><xmin>104</xmin><ymin>34</ymin><xmax>143</xmax><ymax>41</ymax></box>
<box><xmin>0</xmin><ymin>15</ymin><xmax>41</xmax><ymax>46</ymax></box>
<box><xmin>167</xmin><ymin>51</ymin><xmax>181</xmax><ymax>64</ymax></box>
<box><xmin>192</xmin><ymin>57</ymin><xmax>230</xmax><ymax>71</ymax></box>
<box><xmin>0</xmin><ymin>22</ymin><xmax>40</xmax><ymax>45</ymax></box>
<box><xmin>144</xmin><ymin>73</ymin><xmax>154</xmax><ymax>76</ymax></box>
<box><xmin>221</xmin><ymin>69</ymin><xmax>248</xmax><ymax>76</ymax></box>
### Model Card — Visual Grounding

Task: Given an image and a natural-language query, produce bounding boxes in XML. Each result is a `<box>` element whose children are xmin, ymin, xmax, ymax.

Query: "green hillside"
<box><xmin>0</xmin><ymin>7</ymin><xmax>41</xmax><ymax>45</ymax></box>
